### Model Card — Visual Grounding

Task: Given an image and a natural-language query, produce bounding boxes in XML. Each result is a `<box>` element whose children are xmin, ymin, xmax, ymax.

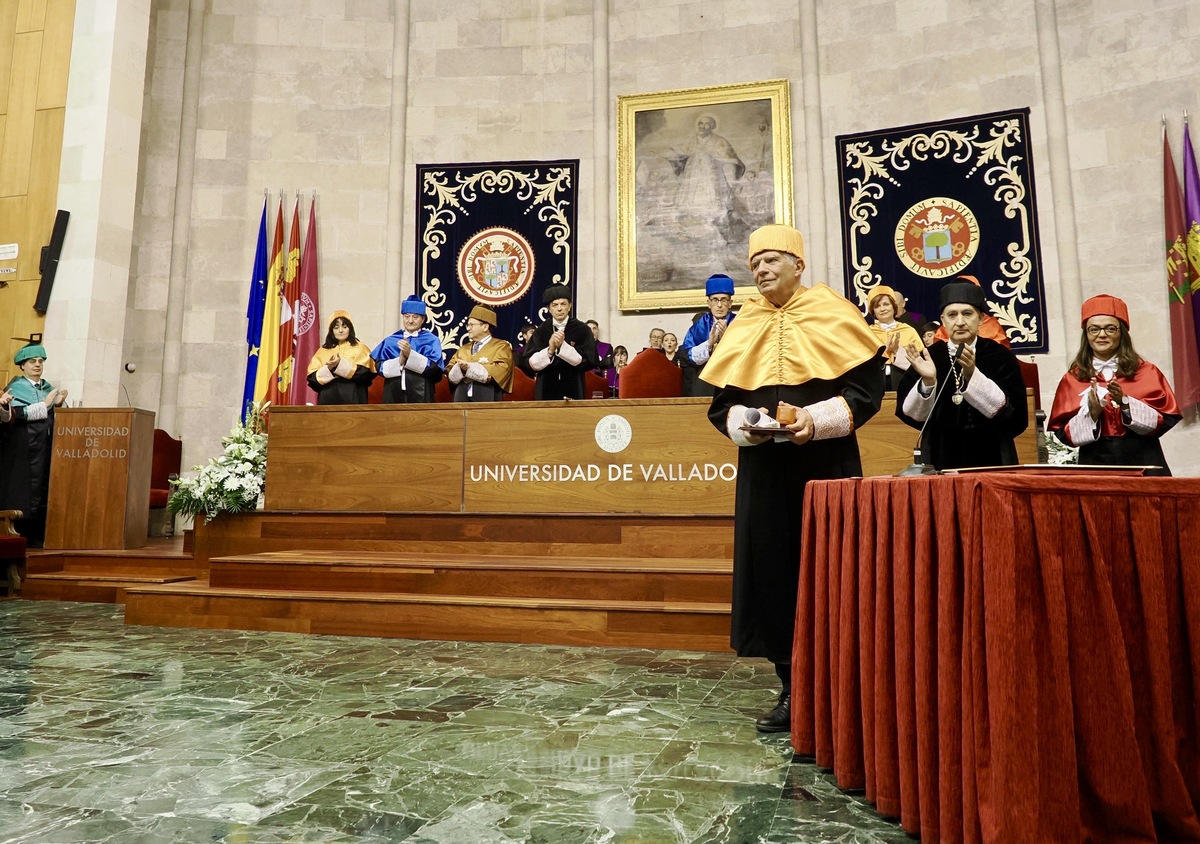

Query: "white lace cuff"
<box><xmin>1125</xmin><ymin>396</ymin><xmax>1160</xmax><ymax>435</ymax></box>
<box><xmin>448</xmin><ymin>364</ymin><xmax>464</xmax><ymax>385</ymax></box>
<box><xmin>24</xmin><ymin>401</ymin><xmax>48</xmax><ymax>421</ymax></box>
<box><xmin>529</xmin><ymin>348</ymin><xmax>552</xmax><ymax>372</ymax></box>
<box><xmin>315</xmin><ymin>365</ymin><xmax>336</xmax><ymax>385</ymax></box>
<box><xmin>962</xmin><ymin>369</ymin><xmax>1006</xmax><ymax>418</ymax></box>
<box><xmin>807</xmin><ymin>397</ymin><xmax>854</xmax><ymax>441</ymax></box>
<box><xmin>380</xmin><ymin>358</ymin><xmax>403</xmax><ymax>379</ymax></box>
<box><xmin>1066</xmin><ymin>403</ymin><xmax>1099</xmax><ymax>446</ymax></box>
<box><xmin>404</xmin><ymin>350</ymin><xmax>429</xmax><ymax>374</ymax></box>
<box><xmin>557</xmin><ymin>343</ymin><xmax>583</xmax><ymax>366</ymax></box>
<box><xmin>690</xmin><ymin>343</ymin><xmax>711</xmax><ymax>364</ymax></box>
<box><xmin>466</xmin><ymin>362</ymin><xmax>490</xmax><ymax>383</ymax></box>
<box><xmin>902</xmin><ymin>380</ymin><xmax>936</xmax><ymax>422</ymax></box>
<box><xmin>333</xmin><ymin>358</ymin><xmax>355</xmax><ymax>378</ymax></box>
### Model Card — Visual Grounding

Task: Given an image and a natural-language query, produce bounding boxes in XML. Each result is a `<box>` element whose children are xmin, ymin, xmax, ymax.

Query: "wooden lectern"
<box><xmin>45</xmin><ymin>408</ymin><xmax>155</xmax><ymax>550</ymax></box>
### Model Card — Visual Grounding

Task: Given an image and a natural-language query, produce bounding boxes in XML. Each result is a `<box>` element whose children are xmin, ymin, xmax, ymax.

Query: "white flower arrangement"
<box><xmin>1044</xmin><ymin>429</ymin><xmax>1078</xmax><ymax>466</ymax></box>
<box><xmin>168</xmin><ymin>402</ymin><xmax>269</xmax><ymax>521</ymax></box>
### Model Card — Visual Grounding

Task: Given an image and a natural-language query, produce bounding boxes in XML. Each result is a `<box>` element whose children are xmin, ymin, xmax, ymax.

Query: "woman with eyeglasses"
<box><xmin>1048</xmin><ymin>295</ymin><xmax>1181</xmax><ymax>474</ymax></box>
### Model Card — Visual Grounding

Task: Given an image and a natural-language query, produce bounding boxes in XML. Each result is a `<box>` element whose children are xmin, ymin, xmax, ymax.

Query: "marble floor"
<box><xmin>0</xmin><ymin>601</ymin><xmax>910</xmax><ymax>843</ymax></box>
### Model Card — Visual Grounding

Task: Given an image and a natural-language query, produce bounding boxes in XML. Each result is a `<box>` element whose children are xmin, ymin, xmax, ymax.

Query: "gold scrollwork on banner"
<box><xmin>843</xmin><ymin>117</ymin><xmax>1039</xmax><ymax>347</ymax></box>
<box><xmin>419</xmin><ymin>167</ymin><xmax>574</xmax><ymax>342</ymax></box>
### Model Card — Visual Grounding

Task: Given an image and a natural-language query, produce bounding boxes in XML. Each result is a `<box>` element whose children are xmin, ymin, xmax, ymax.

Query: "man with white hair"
<box><xmin>703</xmin><ymin>224</ymin><xmax>885</xmax><ymax>733</ymax></box>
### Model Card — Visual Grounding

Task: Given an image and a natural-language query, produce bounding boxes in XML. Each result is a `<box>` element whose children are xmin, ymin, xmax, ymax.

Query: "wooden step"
<box><xmin>207</xmin><ymin>550</ymin><xmax>732</xmax><ymax>602</ymax></box>
<box><xmin>123</xmin><ymin>581</ymin><xmax>732</xmax><ymax>652</ymax></box>
<box><xmin>191</xmin><ymin>511</ymin><xmax>734</xmax><ymax>565</ymax></box>
<box><xmin>23</xmin><ymin>573</ymin><xmax>197</xmax><ymax>604</ymax></box>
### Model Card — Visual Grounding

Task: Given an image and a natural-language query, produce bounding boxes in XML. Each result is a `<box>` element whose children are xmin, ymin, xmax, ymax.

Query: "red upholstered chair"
<box><xmin>505</xmin><ymin>368</ymin><xmax>537</xmax><ymax>401</ymax></box>
<box><xmin>435</xmin><ymin>375</ymin><xmax>453</xmax><ymax>403</ymax></box>
<box><xmin>1018</xmin><ymin>359</ymin><xmax>1047</xmax><ymax>461</ymax></box>
<box><xmin>618</xmin><ymin>349</ymin><xmax>683</xmax><ymax>399</ymax></box>
<box><xmin>367</xmin><ymin>372</ymin><xmax>384</xmax><ymax>404</ymax></box>
<box><xmin>584</xmin><ymin>370</ymin><xmax>609</xmax><ymax>399</ymax></box>
<box><xmin>149</xmin><ymin>429</ymin><xmax>182</xmax><ymax>509</ymax></box>
<box><xmin>1018</xmin><ymin>359</ymin><xmax>1041</xmax><ymax>412</ymax></box>
<box><xmin>0</xmin><ymin>509</ymin><xmax>27</xmax><ymax>596</ymax></box>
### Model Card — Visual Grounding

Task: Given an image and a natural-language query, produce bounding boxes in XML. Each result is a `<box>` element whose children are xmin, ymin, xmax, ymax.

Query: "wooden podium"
<box><xmin>45</xmin><ymin>408</ymin><xmax>155</xmax><ymax>550</ymax></box>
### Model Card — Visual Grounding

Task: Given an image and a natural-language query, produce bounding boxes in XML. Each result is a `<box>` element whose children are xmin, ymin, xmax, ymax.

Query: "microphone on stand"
<box><xmin>896</xmin><ymin>344</ymin><xmax>964</xmax><ymax>477</ymax></box>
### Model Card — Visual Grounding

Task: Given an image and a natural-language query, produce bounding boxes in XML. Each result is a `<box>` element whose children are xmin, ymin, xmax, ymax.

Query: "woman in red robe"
<box><xmin>1047</xmin><ymin>294</ymin><xmax>1181</xmax><ymax>474</ymax></box>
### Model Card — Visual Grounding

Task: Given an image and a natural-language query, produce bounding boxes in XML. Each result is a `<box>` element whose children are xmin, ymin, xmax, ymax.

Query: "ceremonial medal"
<box><xmin>951</xmin><ymin>393</ymin><xmax>963</xmax><ymax>405</ymax></box>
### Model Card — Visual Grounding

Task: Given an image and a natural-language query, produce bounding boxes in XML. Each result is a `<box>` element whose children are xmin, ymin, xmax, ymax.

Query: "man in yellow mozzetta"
<box><xmin>702</xmin><ymin>224</ymin><xmax>885</xmax><ymax>733</ymax></box>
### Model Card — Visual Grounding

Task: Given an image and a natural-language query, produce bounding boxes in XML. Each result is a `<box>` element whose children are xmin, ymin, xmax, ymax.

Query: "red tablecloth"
<box><xmin>792</xmin><ymin>473</ymin><xmax>1200</xmax><ymax>843</ymax></box>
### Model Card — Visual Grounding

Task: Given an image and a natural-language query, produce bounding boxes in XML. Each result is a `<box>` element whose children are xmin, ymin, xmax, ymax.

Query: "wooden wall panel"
<box><xmin>0</xmin><ymin>0</ymin><xmax>73</xmax><ymax>349</ymax></box>
<box><xmin>0</xmin><ymin>32</ymin><xmax>42</xmax><ymax>196</ymax></box>
<box><xmin>35</xmin><ymin>0</ymin><xmax>72</xmax><ymax>109</ymax></box>
<box><xmin>0</xmin><ymin>4</ymin><xmax>16</xmax><ymax>114</ymax></box>
<box><xmin>16</xmin><ymin>0</ymin><xmax>48</xmax><ymax>33</ymax></box>
<box><xmin>262</xmin><ymin>395</ymin><xmax>1038</xmax><ymax>516</ymax></box>
<box><xmin>463</xmin><ymin>401</ymin><xmax>736</xmax><ymax>515</ymax></box>
<box><xmin>25</xmin><ymin>106</ymin><xmax>64</xmax><ymax>276</ymax></box>
<box><xmin>265</xmin><ymin>407</ymin><xmax>467</xmax><ymax>512</ymax></box>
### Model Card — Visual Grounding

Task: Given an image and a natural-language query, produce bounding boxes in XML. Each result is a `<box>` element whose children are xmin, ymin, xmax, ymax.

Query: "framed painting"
<box><xmin>617</xmin><ymin>79</ymin><xmax>793</xmax><ymax>311</ymax></box>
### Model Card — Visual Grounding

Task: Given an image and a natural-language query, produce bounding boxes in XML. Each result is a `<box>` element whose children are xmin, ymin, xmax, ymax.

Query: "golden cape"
<box><xmin>701</xmin><ymin>283</ymin><xmax>883</xmax><ymax>391</ymax></box>
<box><xmin>446</xmin><ymin>337</ymin><xmax>515</xmax><ymax>392</ymax></box>
<box><xmin>307</xmin><ymin>341</ymin><xmax>376</xmax><ymax>375</ymax></box>
<box><xmin>869</xmin><ymin>322</ymin><xmax>924</xmax><ymax>363</ymax></box>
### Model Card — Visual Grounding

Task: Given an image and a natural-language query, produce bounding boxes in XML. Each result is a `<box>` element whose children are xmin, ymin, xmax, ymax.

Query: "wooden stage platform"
<box><xmin>20</xmin><ymin>395</ymin><xmax>1039</xmax><ymax>652</ymax></box>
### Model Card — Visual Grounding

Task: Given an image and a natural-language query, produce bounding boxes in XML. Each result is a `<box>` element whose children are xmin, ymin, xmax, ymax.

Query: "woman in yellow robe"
<box><xmin>306</xmin><ymin>311</ymin><xmax>377</xmax><ymax>405</ymax></box>
<box><xmin>866</xmin><ymin>285</ymin><xmax>923</xmax><ymax>391</ymax></box>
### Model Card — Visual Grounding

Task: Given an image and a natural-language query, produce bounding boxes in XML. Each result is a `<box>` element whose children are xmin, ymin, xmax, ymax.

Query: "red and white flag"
<box><xmin>290</xmin><ymin>198</ymin><xmax>321</xmax><ymax>405</ymax></box>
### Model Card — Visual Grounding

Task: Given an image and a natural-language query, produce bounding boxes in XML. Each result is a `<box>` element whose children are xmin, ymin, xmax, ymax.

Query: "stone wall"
<box><xmin>123</xmin><ymin>0</ymin><xmax>1200</xmax><ymax>474</ymax></box>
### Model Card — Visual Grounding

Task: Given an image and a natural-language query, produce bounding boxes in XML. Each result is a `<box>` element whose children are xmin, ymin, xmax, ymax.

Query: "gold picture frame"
<box><xmin>617</xmin><ymin>79</ymin><xmax>793</xmax><ymax>311</ymax></box>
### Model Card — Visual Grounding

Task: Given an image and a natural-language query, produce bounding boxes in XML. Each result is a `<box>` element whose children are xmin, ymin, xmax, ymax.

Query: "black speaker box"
<box><xmin>34</xmin><ymin>209</ymin><xmax>70</xmax><ymax>313</ymax></box>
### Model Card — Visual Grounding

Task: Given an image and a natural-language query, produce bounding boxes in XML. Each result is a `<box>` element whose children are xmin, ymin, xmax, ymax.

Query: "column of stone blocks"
<box><xmin>50</xmin><ymin>0</ymin><xmax>153</xmax><ymax>407</ymax></box>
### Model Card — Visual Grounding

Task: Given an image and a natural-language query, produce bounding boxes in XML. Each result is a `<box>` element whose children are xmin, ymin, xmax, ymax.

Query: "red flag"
<box><xmin>1176</xmin><ymin>128</ymin><xmax>1200</xmax><ymax>412</ymax></box>
<box><xmin>290</xmin><ymin>199</ymin><xmax>321</xmax><ymax>405</ymax></box>
<box><xmin>254</xmin><ymin>199</ymin><xmax>286</xmax><ymax>406</ymax></box>
<box><xmin>274</xmin><ymin>199</ymin><xmax>302</xmax><ymax>404</ymax></box>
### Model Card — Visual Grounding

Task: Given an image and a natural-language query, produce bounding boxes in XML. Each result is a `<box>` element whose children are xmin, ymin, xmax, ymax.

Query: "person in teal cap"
<box><xmin>1</xmin><ymin>344</ymin><xmax>68</xmax><ymax>547</ymax></box>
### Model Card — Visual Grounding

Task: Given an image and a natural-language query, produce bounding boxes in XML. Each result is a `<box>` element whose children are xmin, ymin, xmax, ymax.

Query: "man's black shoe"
<box><xmin>754</xmin><ymin>691</ymin><xmax>790</xmax><ymax>733</ymax></box>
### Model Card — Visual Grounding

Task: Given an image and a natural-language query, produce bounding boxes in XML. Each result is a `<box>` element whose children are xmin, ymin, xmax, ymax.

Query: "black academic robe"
<box><xmin>895</xmin><ymin>338</ymin><xmax>1029</xmax><ymax>471</ymax></box>
<box><xmin>517</xmin><ymin>317</ymin><xmax>598</xmax><ymax>400</ymax></box>
<box><xmin>381</xmin><ymin>366</ymin><xmax>442</xmax><ymax>404</ymax></box>
<box><xmin>306</xmin><ymin>366</ymin><xmax>376</xmax><ymax>405</ymax></box>
<box><xmin>708</xmin><ymin>354</ymin><xmax>885</xmax><ymax>663</ymax></box>
<box><xmin>0</xmin><ymin>406</ymin><xmax>55</xmax><ymax>544</ymax></box>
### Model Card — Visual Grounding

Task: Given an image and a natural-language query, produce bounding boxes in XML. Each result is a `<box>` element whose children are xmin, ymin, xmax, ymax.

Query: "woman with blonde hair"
<box><xmin>865</xmin><ymin>284</ymin><xmax>923</xmax><ymax>390</ymax></box>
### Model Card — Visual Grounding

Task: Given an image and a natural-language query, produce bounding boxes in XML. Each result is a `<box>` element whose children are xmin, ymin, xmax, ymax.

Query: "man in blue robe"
<box><xmin>371</xmin><ymin>296</ymin><xmax>445</xmax><ymax>403</ymax></box>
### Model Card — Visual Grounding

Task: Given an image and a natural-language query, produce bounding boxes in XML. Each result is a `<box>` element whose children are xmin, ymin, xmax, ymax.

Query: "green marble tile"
<box><xmin>0</xmin><ymin>601</ymin><xmax>912</xmax><ymax>843</ymax></box>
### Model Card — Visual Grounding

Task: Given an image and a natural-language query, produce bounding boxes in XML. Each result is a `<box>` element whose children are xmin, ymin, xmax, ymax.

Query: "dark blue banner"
<box><xmin>836</xmin><ymin>109</ymin><xmax>1048</xmax><ymax>353</ymax></box>
<box><xmin>414</xmin><ymin>160</ymin><xmax>579</xmax><ymax>351</ymax></box>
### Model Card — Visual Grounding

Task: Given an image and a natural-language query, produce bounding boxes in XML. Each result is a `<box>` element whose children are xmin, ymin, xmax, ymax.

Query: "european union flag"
<box><xmin>242</xmin><ymin>200</ymin><xmax>268</xmax><ymax>422</ymax></box>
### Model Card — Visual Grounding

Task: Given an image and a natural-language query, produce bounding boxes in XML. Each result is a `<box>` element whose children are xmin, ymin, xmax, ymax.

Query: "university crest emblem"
<box><xmin>893</xmin><ymin>197</ymin><xmax>980</xmax><ymax>278</ymax></box>
<box><xmin>457</xmin><ymin>227</ymin><xmax>536</xmax><ymax>306</ymax></box>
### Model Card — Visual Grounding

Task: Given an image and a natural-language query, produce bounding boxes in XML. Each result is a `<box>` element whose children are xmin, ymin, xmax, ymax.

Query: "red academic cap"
<box><xmin>1080</xmin><ymin>294</ymin><xmax>1129</xmax><ymax>328</ymax></box>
